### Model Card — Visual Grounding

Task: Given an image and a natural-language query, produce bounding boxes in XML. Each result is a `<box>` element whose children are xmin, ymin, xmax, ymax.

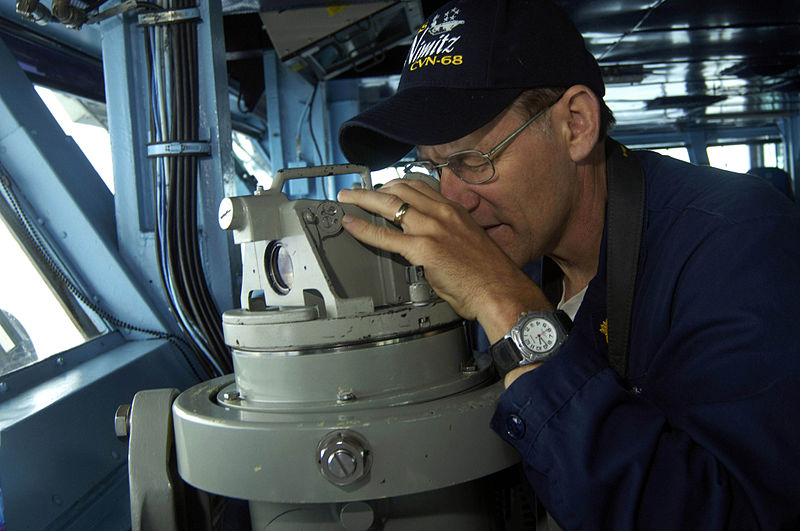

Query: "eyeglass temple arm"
<box><xmin>486</xmin><ymin>105</ymin><xmax>550</xmax><ymax>159</ymax></box>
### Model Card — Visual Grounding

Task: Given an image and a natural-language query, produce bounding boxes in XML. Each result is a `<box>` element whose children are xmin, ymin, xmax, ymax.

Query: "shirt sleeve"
<box><xmin>491</xmin><ymin>210</ymin><xmax>800</xmax><ymax>530</ymax></box>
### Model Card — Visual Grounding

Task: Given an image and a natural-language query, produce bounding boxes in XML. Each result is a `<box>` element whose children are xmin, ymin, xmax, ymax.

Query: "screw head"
<box><xmin>336</xmin><ymin>390</ymin><xmax>356</xmax><ymax>403</ymax></box>
<box><xmin>221</xmin><ymin>390</ymin><xmax>241</xmax><ymax>401</ymax></box>
<box><xmin>326</xmin><ymin>448</ymin><xmax>357</xmax><ymax>479</ymax></box>
<box><xmin>460</xmin><ymin>361</ymin><xmax>478</xmax><ymax>373</ymax></box>
<box><xmin>302</xmin><ymin>210</ymin><xmax>318</xmax><ymax>224</ymax></box>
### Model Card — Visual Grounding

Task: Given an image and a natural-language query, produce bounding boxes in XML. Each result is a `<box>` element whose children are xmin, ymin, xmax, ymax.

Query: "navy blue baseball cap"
<box><xmin>338</xmin><ymin>0</ymin><xmax>604</xmax><ymax>170</ymax></box>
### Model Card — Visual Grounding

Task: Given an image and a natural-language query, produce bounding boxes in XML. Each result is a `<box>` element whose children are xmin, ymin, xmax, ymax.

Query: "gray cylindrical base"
<box><xmin>173</xmin><ymin>377</ymin><xmax>519</xmax><ymax>503</ymax></box>
<box><xmin>249</xmin><ymin>478</ymin><xmax>501</xmax><ymax>530</ymax></box>
<box><xmin>231</xmin><ymin>324</ymin><xmax>475</xmax><ymax>407</ymax></box>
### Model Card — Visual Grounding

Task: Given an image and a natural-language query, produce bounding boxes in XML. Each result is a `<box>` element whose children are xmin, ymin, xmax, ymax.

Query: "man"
<box><xmin>336</xmin><ymin>0</ymin><xmax>800</xmax><ymax>528</ymax></box>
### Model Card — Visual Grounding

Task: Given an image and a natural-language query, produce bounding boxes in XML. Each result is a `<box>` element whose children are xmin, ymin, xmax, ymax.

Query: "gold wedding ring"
<box><xmin>393</xmin><ymin>202</ymin><xmax>410</xmax><ymax>225</ymax></box>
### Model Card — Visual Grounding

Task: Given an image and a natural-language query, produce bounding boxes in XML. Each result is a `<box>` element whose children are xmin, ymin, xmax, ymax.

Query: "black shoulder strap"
<box><xmin>541</xmin><ymin>256</ymin><xmax>563</xmax><ymax>308</ymax></box>
<box><xmin>605</xmin><ymin>140</ymin><xmax>646</xmax><ymax>380</ymax></box>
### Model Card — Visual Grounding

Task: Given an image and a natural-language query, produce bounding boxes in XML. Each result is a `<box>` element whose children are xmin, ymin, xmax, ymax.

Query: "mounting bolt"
<box><xmin>114</xmin><ymin>404</ymin><xmax>131</xmax><ymax>438</ymax></box>
<box><xmin>317</xmin><ymin>430</ymin><xmax>372</xmax><ymax>487</ymax></box>
<box><xmin>460</xmin><ymin>360</ymin><xmax>478</xmax><ymax>373</ymax></box>
<box><xmin>337</xmin><ymin>389</ymin><xmax>356</xmax><ymax>403</ymax></box>
<box><xmin>221</xmin><ymin>390</ymin><xmax>241</xmax><ymax>401</ymax></box>
<box><xmin>303</xmin><ymin>209</ymin><xmax>318</xmax><ymax>224</ymax></box>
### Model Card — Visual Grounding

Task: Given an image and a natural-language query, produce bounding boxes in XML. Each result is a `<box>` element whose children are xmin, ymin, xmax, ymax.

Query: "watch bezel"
<box><xmin>507</xmin><ymin>310</ymin><xmax>569</xmax><ymax>364</ymax></box>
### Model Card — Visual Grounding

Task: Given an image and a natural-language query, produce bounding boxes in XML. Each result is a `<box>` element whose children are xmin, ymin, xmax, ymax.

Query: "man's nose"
<box><xmin>440</xmin><ymin>168</ymin><xmax>480</xmax><ymax>212</ymax></box>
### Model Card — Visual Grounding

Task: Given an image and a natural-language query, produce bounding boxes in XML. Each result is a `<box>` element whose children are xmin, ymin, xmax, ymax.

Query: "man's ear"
<box><xmin>556</xmin><ymin>85</ymin><xmax>601</xmax><ymax>163</ymax></box>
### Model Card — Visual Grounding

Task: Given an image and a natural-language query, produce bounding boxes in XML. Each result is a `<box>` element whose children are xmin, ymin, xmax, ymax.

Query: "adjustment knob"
<box><xmin>218</xmin><ymin>197</ymin><xmax>244</xmax><ymax>230</ymax></box>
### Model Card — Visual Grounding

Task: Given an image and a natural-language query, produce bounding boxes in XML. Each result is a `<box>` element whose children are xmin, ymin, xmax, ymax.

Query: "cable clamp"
<box><xmin>87</xmin><ymin>0</ymin><xmax>139</xmax><ymax>25</ymax></box>
<box><xmin>147</xmin><ymin>141</ymin><xmax>210</xmax><ymax>157</ymax></box>
<box><xmin>138</xmin><ymin>7</ymin><xmax>200</xmax><ymax>26</ymax></box>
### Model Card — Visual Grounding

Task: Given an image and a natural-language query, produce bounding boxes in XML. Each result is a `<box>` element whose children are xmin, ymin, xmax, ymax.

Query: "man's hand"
<box><xmin>337</xmin><ymin>179</ymin><xmax>551</xmax><ymax>343</ymax></box>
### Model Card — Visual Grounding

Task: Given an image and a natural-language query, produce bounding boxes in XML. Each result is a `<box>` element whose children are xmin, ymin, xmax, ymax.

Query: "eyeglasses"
<box><xmin>404</xmin><ymin>102</ymin><xmax>554</xmax><ymax>185</ymax></box>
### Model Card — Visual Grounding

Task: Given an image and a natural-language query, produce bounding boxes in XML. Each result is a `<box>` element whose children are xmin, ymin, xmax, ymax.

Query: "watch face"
<box><xmin>521</xmin><ymin>318</ymin><xmax>558</xmax><ymax>354</ymax></box>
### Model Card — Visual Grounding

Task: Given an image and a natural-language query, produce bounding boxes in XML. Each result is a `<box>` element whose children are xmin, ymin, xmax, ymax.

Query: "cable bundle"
<box><xmin>146</xmin><ymin>0</ymin><xmax>232</xmax><ymax>377</ymax></box>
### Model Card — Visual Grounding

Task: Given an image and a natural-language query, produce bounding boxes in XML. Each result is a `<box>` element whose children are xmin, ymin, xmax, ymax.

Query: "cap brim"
<box><xmin>339</xmin><ymin>86</ymin><xmax>523</xmax><ymax>170</ymax></box>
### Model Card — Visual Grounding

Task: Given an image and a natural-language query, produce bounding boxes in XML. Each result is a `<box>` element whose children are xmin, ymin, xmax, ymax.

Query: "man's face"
<box><xmin>417</xmin><ymin>106</ymin><xmax>577</xmax><ymax>267</ymax></box>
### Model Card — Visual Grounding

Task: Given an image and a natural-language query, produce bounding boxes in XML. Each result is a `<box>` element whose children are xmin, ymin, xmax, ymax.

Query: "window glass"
<box><xmin>652</xmin><ymin>147</ymin><xmax>690</xmax><ymax>162</ymax></box>
<box><xmin>0</xmin><ymin>217</ymin><xmax>87</xmax><ymax>376</ymax></box>
<box><xmin>34</xmin><ymin>86</ymin><xmax>114</xmax><ymax>193</ymax></box>
<box><xmin>761</xmin><ymin>142</ymin><xmax>786</xmax><ymax>170</ymax></box>
<box><xmin>371</xmin><ymin>166</ymin><xmax>406</xmax><ymax>187</ymax></box>
<box><xmin>706</xmin><ymin>144</ymin><xmax>750</xmax><ymax>173</ymax></box>
<box><xmin>232</xmin><ymin>131</ymin><xmax>273</xmax><ymax>189</ymax></box>
<box><xmin>763</xmin><ymin>143</ymin><xmax>778</xmax><ymax>168</ymax></box>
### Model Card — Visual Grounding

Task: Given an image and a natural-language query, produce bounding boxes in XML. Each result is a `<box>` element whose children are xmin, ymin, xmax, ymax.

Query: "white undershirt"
<box><xmin>557</xmin><ymin>282</ymin><xmax>587</xmax><ymax>321</ymax></box>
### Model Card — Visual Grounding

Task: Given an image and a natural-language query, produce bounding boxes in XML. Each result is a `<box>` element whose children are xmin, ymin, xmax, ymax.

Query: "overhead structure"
<box><xmin>260</xmin><ymin>1</ymin><xmax>424</xmax><ymax>82</ymax></box>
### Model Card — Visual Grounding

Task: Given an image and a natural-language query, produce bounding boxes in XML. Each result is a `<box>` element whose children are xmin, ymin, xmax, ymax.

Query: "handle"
<box><xmin>271</xmin><ymin>164</ymin><xmax>372</xmax><ymax>193</ymax></box>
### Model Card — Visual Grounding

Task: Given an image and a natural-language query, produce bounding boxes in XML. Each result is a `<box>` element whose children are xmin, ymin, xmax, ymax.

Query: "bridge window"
<box><xmin>707</xmin><ymin>144</ymin><xmax>750</xmax><ymax>173</ymax></box>
<box><xmin>761</xmin><ymin>142</ymin><xmax>785</xmax><ymax>169</ymax></box>
<box><xmin>232</xmin><ymin>130</ymin><xmax>273</xmax><ymax>190</ymax></box>
<box><xmin>652</xmin><ymin>147</ymin><xmax>690</xmax><ymax>162</ymax></box>
<box><xmin>34</xmin><ymin>86</ymin><xmax>114</xmax><ymax>194</ymax></box>
<box><xmin>371</xmin><ymin>166</ymin><xmax>406</xmax><ymax>187</ymax></box>
<box><xmin>0</xmin><ymin>214</ymin><xmax>105</xmax><ymax>377</ymax></box>
<box><xmin>707</xmin><ymin>141</ymin><xmax>786</xmax><ymax>175</ymax></box>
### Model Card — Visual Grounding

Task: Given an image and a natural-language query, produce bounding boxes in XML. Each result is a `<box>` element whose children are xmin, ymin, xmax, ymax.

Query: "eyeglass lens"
<box><xmin>404</xmin><ymin>152</ymin><xmax>492</xmax><ymax>183</ymax></box>
<box><xmin>447</xmin><ymin>151</ymin><xmax>492</xmax><ymax>182</ymax></box>
<box><xmin>404</xmin><ymin>162</ymin><xmax>436</xmax><ymax>176</ymax></box>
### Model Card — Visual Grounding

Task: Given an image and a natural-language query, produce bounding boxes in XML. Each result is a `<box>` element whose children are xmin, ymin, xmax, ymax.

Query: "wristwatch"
<box><xmin>491</xmin><ymin>310</ymin><xmax>573</xmax><ymax>377</ymax></box>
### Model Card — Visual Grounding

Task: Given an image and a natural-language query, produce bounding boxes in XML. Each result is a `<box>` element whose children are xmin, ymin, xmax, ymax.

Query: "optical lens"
<box><xmin>266</xmin><ymin>241</ymin><xmax>294</xmax><ymax>294</ymax></box>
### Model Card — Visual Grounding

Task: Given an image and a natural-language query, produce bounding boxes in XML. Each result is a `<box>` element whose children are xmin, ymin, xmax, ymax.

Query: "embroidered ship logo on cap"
<box><xmin>428</xmin><ymin>8</ymin><xmax>465</xmax><ymax>35</ymax></box>
<box><xmin>406</xmin><ymin>7</ymin><xmax>466</xmax><ymax>71</ymax></box>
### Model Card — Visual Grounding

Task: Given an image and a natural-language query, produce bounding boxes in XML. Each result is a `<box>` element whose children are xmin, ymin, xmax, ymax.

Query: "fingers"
<box><xmin>340</xmin><ymin>211</ymin><xmax>410</xmax><ymax>255</ymax></box>
<box><xmin>383</xmin><ymin>177</ymin><xmax>443</xmax><ymax>201</ymax></box>
<box><xmin>338</xmin><ymin>188</ymin><xmax>410</xmax><ymax>227</ymax></box>
<box><xmin>339</xmin><ymin>180</ymin><xmax>456</xmax><ymax>230</ymax></box>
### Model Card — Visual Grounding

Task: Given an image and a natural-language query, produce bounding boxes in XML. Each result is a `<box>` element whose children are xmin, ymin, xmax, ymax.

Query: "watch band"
<box><xmin>553</xmin><ymin>309</ymin><xmax>574</xmax><ymax>333</ymax></box>
<box><xmin>491</xmin><ymin>337</ymin><xmax>524</xmax><ymax>377</ymax></box>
